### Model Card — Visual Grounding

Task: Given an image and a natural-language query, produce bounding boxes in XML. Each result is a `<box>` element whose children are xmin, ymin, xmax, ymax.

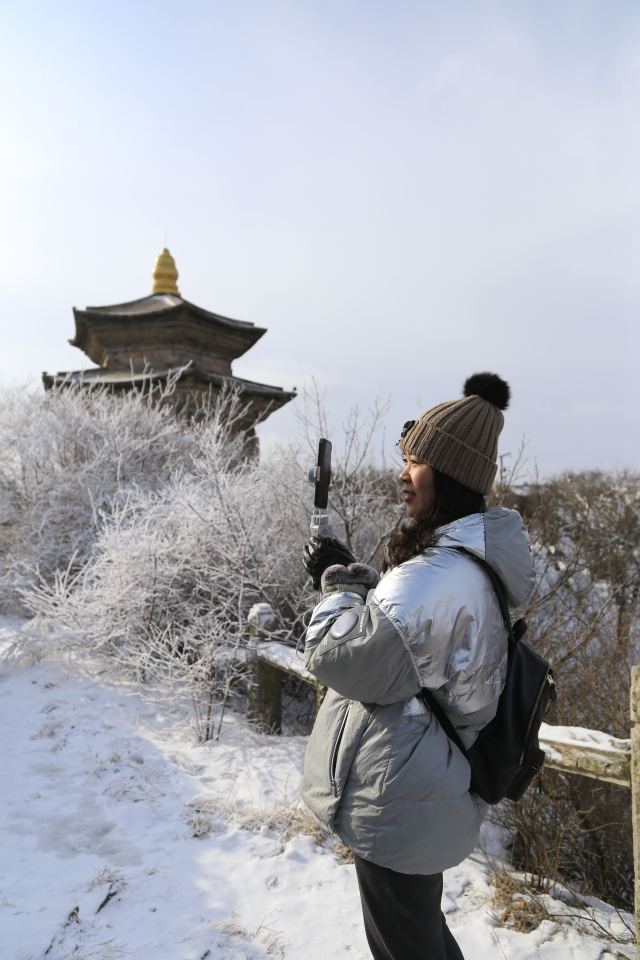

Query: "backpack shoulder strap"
<box><xmin>419</xmin><ymin>545</ymin><xmax>517</xmax><ymax>754</ymax></box>
<box><xmin>453</xmin><ymin>547</ymin><xmax>515</xmax><ymax>641</ymax></box>
<box><xmin>420</xmin><ymin>687</ymin><xmax>468</xmax><ymax>756</ymax></box>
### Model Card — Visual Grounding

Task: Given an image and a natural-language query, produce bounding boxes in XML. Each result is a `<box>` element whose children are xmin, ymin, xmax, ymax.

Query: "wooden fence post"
<box><xmin>246</xmin><ymin>603</ymin><xmax>282</xmax><ymax>734</ymax></box>
<box><xmin>245</xmin><ymin>625</ymin><xmax>258</xmax><ymax>724</ymax></box>
<box><xmin>256</xmin><ymin>660</ymin><xmax>282</xmax><ymax>734</ymax></box>
<box><xmin>630</xmin><ymin>665</ymin><xmax>640</xmax><ymax>947</ymax></box>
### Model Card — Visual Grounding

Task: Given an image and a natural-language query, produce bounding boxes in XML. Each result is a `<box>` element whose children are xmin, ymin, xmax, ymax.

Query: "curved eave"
<box><xmin>42</xmin><ymin>362</ymin><xmax>297</xmax><ymax>416</ymax></box>
<box><xmin>168</xmin><ymin>361</ymin><xmax>297</xmax><ymax>412</ymax></box>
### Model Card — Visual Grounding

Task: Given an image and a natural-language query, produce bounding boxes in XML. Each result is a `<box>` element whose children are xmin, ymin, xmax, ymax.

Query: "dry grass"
<box><xmin>490</xmin><ymin>868</ymin><xmax>549</xmax><ymax>933</ymax></box>
<box><xmin>214</xmin><ymin>915</ymin><xmax>285</xmax><ymax>956</ymax></box>
<box><xmin>185</xmin><ymin>794</ymin><xmax>354</xmax><ymax>862</ymax></box>
<box><xmin>490</xmin><ymin>866</ymin><xmax>635</xmax><ymax>951</ymax></box>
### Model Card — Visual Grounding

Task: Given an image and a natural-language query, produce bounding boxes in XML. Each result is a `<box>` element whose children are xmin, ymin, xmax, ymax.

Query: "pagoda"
<box><xmin>42</xmin><ymin>249</ymin><xmax>296</xmax><ymax>452</ymax></box>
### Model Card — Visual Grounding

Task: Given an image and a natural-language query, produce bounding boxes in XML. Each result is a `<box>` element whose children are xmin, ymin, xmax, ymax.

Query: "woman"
<box><xmin>300</xmin><ymin>372</ymin><xmax>535</xmax><ymax>960</ymax></box>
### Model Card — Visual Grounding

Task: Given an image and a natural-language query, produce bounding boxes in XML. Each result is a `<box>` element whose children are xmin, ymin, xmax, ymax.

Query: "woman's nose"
<box><xmin>399</xmin><ymin>463</ymin><xmax>409</xmax><ymax>481</ymax></box>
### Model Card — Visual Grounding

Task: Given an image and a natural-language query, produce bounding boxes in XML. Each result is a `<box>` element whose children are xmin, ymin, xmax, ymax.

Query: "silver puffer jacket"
<box><xmin>300</xmin><ymin>507</ymin><xmax>535</xmax><ymax>874</ymax></box>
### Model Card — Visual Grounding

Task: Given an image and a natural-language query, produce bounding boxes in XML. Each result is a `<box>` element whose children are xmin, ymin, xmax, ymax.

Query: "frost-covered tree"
<box><xmin>16</xmin><ymin>380</ymin><xmax>397</xmax><ymax>739</ymax></box>
<box><xmin>0</xmin><ymin>376</ymin><xmax>204</xmax><ymax>614</ymax></box>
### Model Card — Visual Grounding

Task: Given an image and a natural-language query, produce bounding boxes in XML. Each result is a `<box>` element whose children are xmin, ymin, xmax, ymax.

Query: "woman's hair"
<box><xmin>384</xmin><ymin>467</ymin><xmax>486</xmax><ymax>570</ymax></box>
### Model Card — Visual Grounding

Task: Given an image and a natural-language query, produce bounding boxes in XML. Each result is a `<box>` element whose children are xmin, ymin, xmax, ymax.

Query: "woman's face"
<box><xmin>399</xmin><ymin>454</ymin><xmax>436</xmax><ymax>518</ymax></box>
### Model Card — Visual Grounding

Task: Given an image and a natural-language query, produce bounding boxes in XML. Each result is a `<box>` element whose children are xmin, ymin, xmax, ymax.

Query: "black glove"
<box><xmin>303</xmin><ymin>537</ymin><xmax>356</xmax><ymax>590</ymax></box>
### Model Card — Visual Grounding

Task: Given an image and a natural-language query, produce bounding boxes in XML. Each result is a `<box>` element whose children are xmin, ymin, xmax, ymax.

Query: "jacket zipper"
<box><xmin>329</xmin><ymin>706</ymin><xmax>350</xmax><ymax>798</ymax></box>
<box><xmin>519</xmin><ymin>671</ymin><xmax>556</xmax><ymax>765</ymax></box>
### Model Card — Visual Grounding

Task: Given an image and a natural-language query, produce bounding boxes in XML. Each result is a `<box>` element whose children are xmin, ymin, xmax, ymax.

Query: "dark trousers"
<box><xmin>353</xmin><ymin>854</ymin><xmax>465</xmax><ymax>960</ymax></box>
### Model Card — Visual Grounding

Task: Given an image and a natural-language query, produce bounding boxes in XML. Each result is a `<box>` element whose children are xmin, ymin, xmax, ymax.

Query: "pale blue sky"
<box><xmin>1</xmin><ymin>0</ymin><xmax>638</xmax><ymax>477</ymax></box>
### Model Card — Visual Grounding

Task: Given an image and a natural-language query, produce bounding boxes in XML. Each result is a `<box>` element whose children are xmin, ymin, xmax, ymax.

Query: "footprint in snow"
<box><xmin>41</xmin><ymin>700</ymin><xmax>67</xmax><ymax>714</ymax></box>
<box><xmin>30</xmin><ymin>720</ymin><xmax>63</xmax><ymax>740</ymax></box>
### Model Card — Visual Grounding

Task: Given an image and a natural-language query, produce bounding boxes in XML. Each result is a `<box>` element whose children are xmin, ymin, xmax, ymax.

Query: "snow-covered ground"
<box><xmin>0</xmin><ymin>616</ymin><xmax>635</xmax><ymax>960</ymax></box>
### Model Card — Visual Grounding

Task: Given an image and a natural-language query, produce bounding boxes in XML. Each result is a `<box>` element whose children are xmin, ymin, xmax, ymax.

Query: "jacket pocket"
<box><xmin>329</xmin><ymin>703</ymin><xmax>350</xmax><ymax>797</ymax></box>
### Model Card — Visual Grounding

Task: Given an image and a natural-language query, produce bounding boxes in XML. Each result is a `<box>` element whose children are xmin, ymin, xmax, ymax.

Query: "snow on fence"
<box><xmin>246</xmin><ymin>607</ymin><xmax>640</xmax><ymax>943</ymax></box>
<box><xmin>539</xmin><ymin>723</ymin><xmax>631</xmax><ymax>787</ymax></box>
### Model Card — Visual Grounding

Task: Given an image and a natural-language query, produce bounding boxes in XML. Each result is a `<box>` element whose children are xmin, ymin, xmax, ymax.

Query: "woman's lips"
<box><xmin>402</xmin><ymin>491</ymin><xmax>415</xmax><ymax>502</ymax></box>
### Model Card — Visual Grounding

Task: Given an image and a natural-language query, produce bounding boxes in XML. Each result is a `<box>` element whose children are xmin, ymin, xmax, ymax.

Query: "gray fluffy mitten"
<box><xmin>320</xmin><ymin>563</ymin><xmax>379</xmax><ymax>600</ymax></box>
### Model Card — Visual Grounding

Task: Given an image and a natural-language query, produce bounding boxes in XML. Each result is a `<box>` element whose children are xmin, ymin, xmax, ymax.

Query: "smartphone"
<box><xmin>308</xmin><ymin>438</ymin><xmax>332</xmax><ymax>537</ymax></box>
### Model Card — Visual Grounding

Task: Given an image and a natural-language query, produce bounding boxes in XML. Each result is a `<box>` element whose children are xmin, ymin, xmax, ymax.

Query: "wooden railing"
<box><xmin>245</xmin><ymin>638</ymin><xmax>324</xmax><ymax>734</ymax></box>
<box><xmin>246</xmin><ymin>618</ymin><xmax>640</xmax><ymax>943</ymax></box>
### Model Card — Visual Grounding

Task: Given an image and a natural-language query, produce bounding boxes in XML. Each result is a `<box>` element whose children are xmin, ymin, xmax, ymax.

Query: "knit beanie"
<box><xmin>398</xmin><ymin>372</ymin><xmax>510</xmax><ymax>496</ymax></box>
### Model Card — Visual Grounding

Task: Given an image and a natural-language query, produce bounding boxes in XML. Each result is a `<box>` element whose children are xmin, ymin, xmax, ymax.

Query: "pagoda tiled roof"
<box><xmin>70</xmin><ymin>294</ymin><xmax>268</xmax><ymax>368</ymax></box>
<box><xmin>76</xmin><ymin>294</ymin><xmax>264</xmax><ymax>335</ymax></box>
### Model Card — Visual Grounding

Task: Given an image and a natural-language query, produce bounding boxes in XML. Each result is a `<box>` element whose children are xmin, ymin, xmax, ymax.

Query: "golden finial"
<box><xmin>152</xmin><ymin>247</ymin><xmax>180</xmax><ymax>295</ymax></box>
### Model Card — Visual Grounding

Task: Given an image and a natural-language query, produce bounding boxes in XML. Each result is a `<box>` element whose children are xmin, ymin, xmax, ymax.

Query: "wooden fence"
<box><xmin>246</xmin><ymin>625</ymin><xmax>640</xmax><ymax>944</ymax></box>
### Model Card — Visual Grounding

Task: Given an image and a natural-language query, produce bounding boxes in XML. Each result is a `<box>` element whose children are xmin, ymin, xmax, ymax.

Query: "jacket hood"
<box><xmin>432</xmin><ymin>506</ymin><xmax>535</xmax><ymax>608</ymax></box>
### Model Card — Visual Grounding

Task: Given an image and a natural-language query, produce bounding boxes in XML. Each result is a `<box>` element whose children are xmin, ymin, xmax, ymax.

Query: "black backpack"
<box><xmin>420</xmin><ymin>548</ymin><xmax>557</xmax><ymax>804</ymax></box>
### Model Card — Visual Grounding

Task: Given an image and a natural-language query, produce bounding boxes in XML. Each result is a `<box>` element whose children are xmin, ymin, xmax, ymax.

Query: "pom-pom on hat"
<box><xmin>398</xmin><ymin>372</ymin><xmax>510</xmax><ymax>495</ymax></box>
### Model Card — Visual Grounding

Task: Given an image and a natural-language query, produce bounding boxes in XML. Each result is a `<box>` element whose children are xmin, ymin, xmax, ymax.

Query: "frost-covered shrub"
<box><xmin>493</xmin><ymin>470</ymin><xmax>640</xmax><ymax>911</ymax></box>
<box><xmin>19</xmin><ymin>383</ymin><xmax>398</xmax><ymax>738</ymax></box>
<box><xmin>0</xmin><ymin>378</ymin><xmax>208</xmax><ymax>614</ymax></box>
